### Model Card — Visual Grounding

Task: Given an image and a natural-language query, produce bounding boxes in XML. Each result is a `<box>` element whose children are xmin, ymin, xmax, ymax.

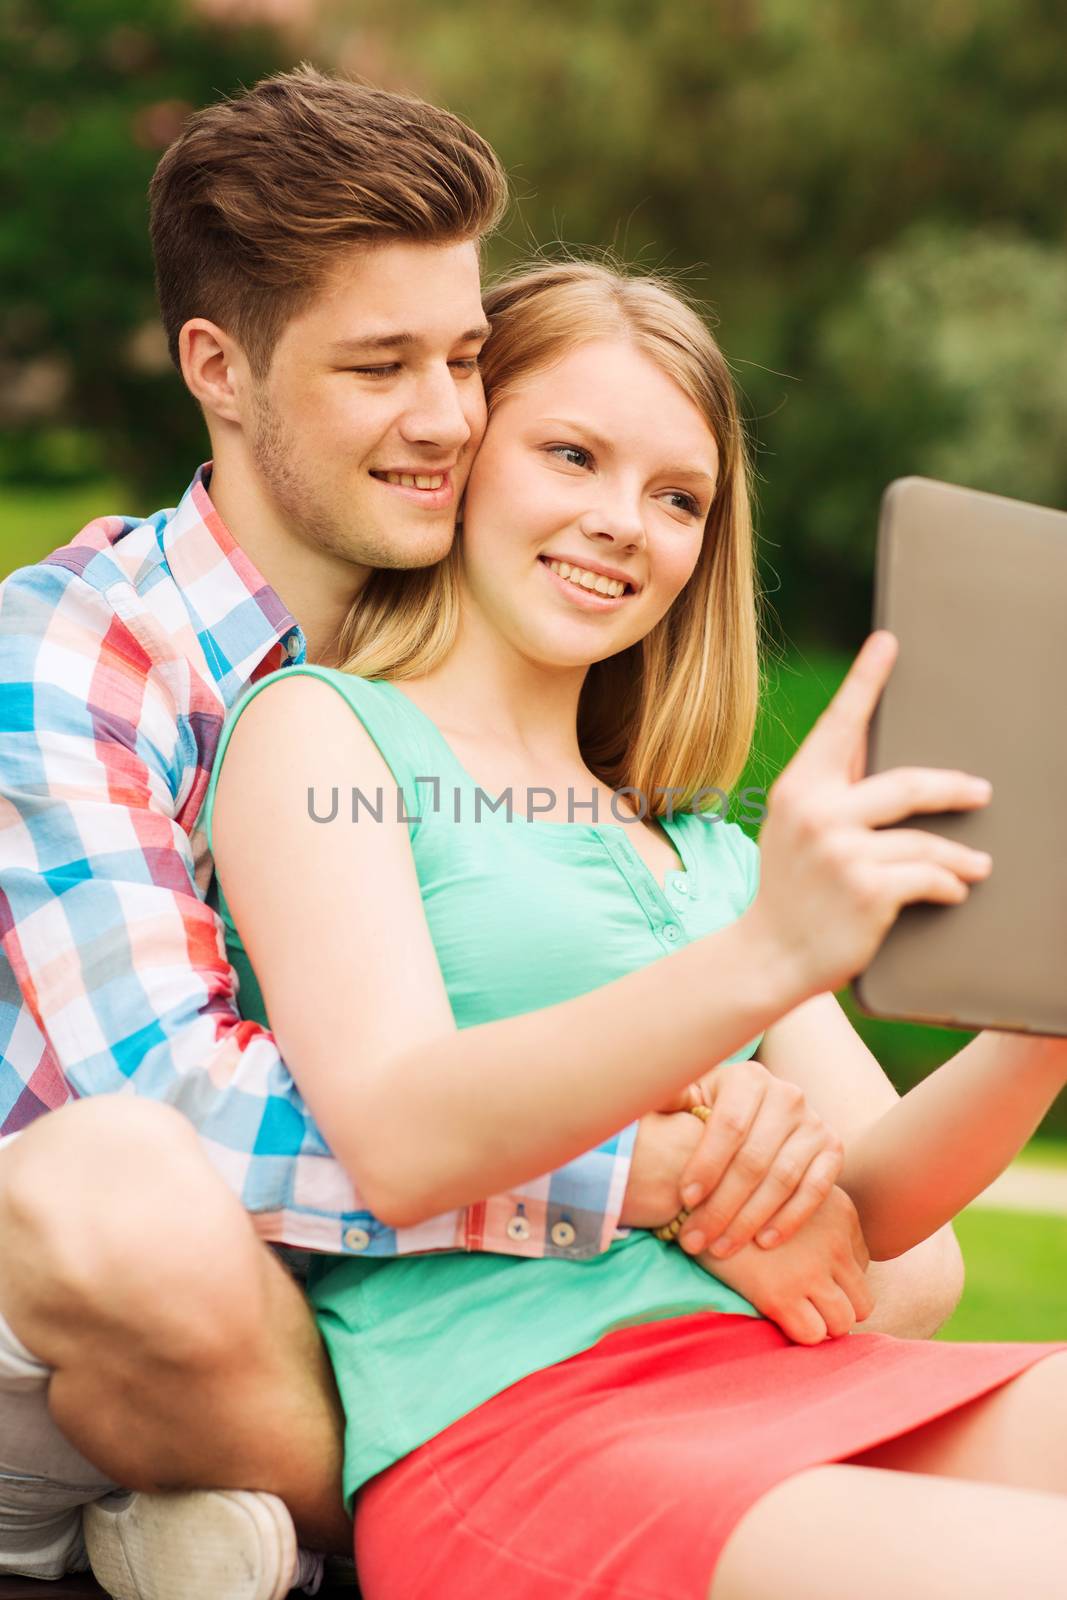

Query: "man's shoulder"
<box><xmin>1</xmin><ymin>499</ymin><xmax>175</xmax><ymax>612</ymax></box>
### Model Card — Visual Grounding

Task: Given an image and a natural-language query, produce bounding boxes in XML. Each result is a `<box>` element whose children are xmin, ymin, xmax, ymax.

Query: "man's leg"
<box><xmin>0</xmin><ymin>1097</ymin><xmax>351</xmax><ymax>1557</ymax></box>
<box><xmin>0</xmin><ymin>1303</ymin><xmax>115</xmax><ymax>1578</ymax></box>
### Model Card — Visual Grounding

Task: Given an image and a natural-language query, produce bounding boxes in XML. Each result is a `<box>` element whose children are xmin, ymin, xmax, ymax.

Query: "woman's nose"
<box><xmin>579</xmin><ymin>500</ymin><xmax>646</xmax><ymax>550</ymax></box>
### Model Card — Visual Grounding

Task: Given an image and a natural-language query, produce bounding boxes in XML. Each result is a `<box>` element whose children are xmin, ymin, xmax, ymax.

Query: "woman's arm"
<box><xmin>839</xmin><ymin>1030</ymin><xmax>1067</xmax><ymax>1260</ymax></box>
<box><xmin>751</xmin><ymin>989</ymin><xmax>1066</xmax><ymax>1269</ymax></box>
<box><xmin>746</xmin><ymin>992</ymin><xmax>965</xmax><ymax>1333</ymax></box>
<box><xmin>214</xmin><ymin>634</ymin><xmax>995</xmax><ymax>1233</ymax></box>
<box><xmin>212</xmin><ymin>675</ymin><xmax>802</xmax><ymax>1229</ymax></box>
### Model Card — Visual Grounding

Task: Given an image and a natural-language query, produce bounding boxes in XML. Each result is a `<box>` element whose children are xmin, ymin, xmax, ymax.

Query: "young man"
<box><xmin>0</xmin><ymin>65</ymin><xmax>962</xmax><ymax>1600</ymax></box>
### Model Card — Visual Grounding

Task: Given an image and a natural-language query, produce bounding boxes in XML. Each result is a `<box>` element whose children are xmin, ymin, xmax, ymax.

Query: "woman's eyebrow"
<box><xmin>538</xmin><ymin>417</ymin><xmax>614</xmax><ymax>453</ymax></box>
<box><xmin>660</xmin><ymin>464</ymin><xmax>717</xmax><ymax>487</ymax></box>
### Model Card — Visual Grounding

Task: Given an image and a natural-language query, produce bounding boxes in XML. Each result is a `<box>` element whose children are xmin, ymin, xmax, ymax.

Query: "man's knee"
<box><xmin>0</xmin><ymin>1098</ymin><xmax>269</xmax><ymax>1369</ymax></box>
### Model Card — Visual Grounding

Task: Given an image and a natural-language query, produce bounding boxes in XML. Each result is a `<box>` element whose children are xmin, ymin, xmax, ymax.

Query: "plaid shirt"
<box><xmin>0</xmin><ymin>466</ymin><xmax>635</xmax><ymax>1259</ymax></box>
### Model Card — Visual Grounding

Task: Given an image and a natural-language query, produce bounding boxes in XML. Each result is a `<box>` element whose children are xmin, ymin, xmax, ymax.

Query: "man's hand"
<box><xmin>698</xmin><ymin>1186</ymin><xmax>874</xmax><ymax>1344</ymax></box>
<box><xmin>620</xmin><ymin>1112</ymin><xmax>705</xmax><ymax>1229</ymax></box>
<box><xmin>669</xmin><ymin>1058</ymin><xmax>844</xmax><ymax>1260</ymax></box>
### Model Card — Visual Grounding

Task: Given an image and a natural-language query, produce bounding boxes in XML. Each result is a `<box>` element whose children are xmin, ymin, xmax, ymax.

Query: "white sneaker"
<box><xmin>83</xmin><ymin>1488</ymin><xmax>320</xmax><ymax>1600</ymax></box>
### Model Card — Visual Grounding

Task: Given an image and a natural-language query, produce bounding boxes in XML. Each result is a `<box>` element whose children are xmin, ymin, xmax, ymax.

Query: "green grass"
<box><xmin>0</xmin><ymin>478</ymin><xmax>129</xmax><ymax>580</ymax></box>
<box><xmin>940</xmin><ymin>1207</ymin><xmax>1067</xmax><ymax>1342</ymax></box>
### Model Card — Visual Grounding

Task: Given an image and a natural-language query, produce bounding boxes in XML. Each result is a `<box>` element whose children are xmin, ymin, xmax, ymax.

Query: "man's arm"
<box><xmin>0</xmin><ymin>561</ymin><xmax>633</xmax><ymax>1259</ymax></box>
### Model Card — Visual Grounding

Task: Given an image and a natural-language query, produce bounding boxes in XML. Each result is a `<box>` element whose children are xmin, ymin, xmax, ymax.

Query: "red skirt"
<box><xmin>353</xmin><ymin>1311</ymin><xmax>1065</xmax><ymax>1600</ymax></box>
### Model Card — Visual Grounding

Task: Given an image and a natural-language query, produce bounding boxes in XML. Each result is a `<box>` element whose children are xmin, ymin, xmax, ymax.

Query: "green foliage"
<box><xmin>327</xmin><ymin>0</ymin><xmax>1067</xmax><ymax>646</ymax></box>
<box><xmin>8</xmin><ymin>1</ymin><xmax>1067</xmax><ymax>638</ymax></box>
<box><xmin>776</xmin><ymin>224</ymin><xmax>1067</xmax><ymax>628</ymax></box>
<box><xmin>0</xmin><ymin>0</ymin><xmax>285</xmax><ymax>499</ymax></box>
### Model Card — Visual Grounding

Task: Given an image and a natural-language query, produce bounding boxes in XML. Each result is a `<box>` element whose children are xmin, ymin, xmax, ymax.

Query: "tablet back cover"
<box><xmin>852</xmin><ymin>476</ymin><xmax>1067</xmax><ymax>1036</ymax></box>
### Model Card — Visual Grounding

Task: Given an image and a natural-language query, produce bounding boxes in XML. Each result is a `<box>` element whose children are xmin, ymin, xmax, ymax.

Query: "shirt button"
<box><xmin>551</xmin><ymin>1220</ymin><xmax>577</xmax><ymax>1248</ymax></box>
<box><xmin>674</xmin><ymin>878</ymin><xmax>690</xmax><ymax>895</ymax></box>
<box><xmin>663</xmin><ymin>924</ymin><xmax>681</xmax><ymax>942</ymax></box>
<box><xmin>343</xmin><ymin>1226</ymin><xmax>371</xmax><ymax>1252</ymax></box>
<box><xmin>506</xmin><ymin>1215</ymin><xmax>532</xmax><ymax>1242</ymax></box>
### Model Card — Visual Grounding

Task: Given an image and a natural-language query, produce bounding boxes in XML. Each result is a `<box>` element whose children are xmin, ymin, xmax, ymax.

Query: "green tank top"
<box><xmin>202</xmin><ymin>664</ymin><xmax>764</xmax><ymax>1501</ymax></box>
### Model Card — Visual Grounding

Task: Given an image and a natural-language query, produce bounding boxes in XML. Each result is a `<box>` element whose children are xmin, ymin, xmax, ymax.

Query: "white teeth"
<box><xmin>383</xmin><ymin>472</ymin><xmax>445</xmax><ymax>490</ymax></box>
<box><xmin>545</xmin><ymin>559</ymin><xmax>627</xmax><ymax>598</ymax></box>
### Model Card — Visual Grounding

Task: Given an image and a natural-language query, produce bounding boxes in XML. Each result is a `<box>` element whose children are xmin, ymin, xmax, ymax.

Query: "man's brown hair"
<box><xmin>149</xmin><ymin>64</ymin><xmax>508</xmax><ymax>378</ymax></box>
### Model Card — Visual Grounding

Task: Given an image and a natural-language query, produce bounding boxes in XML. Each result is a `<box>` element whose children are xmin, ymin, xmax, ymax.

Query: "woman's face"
<box><xmin>458</xmin><ymin>338</ymin><xmax>720</xmax><ymax>670</ymax></box>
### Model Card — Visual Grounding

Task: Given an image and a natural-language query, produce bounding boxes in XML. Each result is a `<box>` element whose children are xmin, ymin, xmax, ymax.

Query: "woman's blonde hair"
<box><xmin>335</xmin><ymin>258</ymin><xmax>761</xmax><ymax>813</ymax></box>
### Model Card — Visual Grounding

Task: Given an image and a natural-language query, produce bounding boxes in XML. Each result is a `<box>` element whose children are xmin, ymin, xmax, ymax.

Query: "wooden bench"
<box><xmin>0</xmin><ymin>1573</ymin><xmax>358</xmax><ymax>1597</ymax></box>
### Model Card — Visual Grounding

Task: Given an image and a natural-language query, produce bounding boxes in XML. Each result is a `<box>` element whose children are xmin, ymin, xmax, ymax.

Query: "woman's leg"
<box><xmin>847</xmin><ymin>1347</ymin><xmax>1067</xmax><ymax>1492</ymax></box>
<box><xmin>710</xmin><ymin>1463</ymin><xmax>1067</xmax><ymax>1600</ymax></box>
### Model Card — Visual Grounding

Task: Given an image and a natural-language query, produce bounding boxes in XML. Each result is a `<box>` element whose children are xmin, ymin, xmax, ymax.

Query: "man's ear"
<box><xmin>179</xmin><ymin>318</ymin><xmax>250</xmax><ymax>425</ymax></box>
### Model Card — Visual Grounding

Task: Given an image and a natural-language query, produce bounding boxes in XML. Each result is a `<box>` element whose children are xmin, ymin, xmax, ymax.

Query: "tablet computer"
<box><xmin>851</xmin><ymin>475</ymin><xmax>1067</xmax><ymax>1036</ymax></box>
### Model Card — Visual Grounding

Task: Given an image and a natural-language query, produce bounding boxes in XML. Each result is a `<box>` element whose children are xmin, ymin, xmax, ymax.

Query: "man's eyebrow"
<box><xmin>328</xmin><ymin>325</ymin><xmax>491</xmax><ymax>357</ymax></box>
<box><xmin>540</xmin><ymin>417</ymin><xmax>717</xmax><ymax>486</ymax></box>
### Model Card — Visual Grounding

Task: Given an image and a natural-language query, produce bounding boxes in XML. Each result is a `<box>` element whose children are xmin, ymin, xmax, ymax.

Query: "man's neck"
<box><xmin>205</xmin><ymin>460</ymin><xmax>367</xmax><ymax>666</ymax></box>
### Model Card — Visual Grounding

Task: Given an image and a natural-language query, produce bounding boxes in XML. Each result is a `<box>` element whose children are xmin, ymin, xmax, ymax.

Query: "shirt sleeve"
<box><xmin>0</xmin><ymin>563</ymin><xmax>633</xmax><ymax>1260</ymax></box>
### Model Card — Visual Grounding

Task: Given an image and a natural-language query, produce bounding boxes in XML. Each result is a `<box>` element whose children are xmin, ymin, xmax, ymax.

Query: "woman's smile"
<box><xmin>538</xmin><ymin>554</ymin><xmax>636</xmax><ymax>609</ymax></box>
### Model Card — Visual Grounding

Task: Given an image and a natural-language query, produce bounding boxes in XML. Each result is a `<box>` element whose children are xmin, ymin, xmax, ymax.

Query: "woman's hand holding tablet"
<box><xmin>742</xmin><ymin>630</ymin><xmax>994</xmax><ymax>1003</ymax></box>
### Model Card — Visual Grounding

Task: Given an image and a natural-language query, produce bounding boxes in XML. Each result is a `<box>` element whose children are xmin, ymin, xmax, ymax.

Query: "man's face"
<box><xmin>247</xmin><ymin>239</ymin><xmax>489</xmax><ymax>572</ymax></box>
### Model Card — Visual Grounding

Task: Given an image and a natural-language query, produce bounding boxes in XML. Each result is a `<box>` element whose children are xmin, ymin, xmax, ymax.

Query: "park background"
<box><xmin>2</xmin><ymin>0</ymin><xmax>1065</xmax><ymax>1336</ymax></box>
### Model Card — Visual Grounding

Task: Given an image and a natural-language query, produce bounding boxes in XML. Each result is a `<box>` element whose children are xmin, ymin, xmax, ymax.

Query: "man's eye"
<box><xmin>349</xmin><ymin>364</ymin><xmax>400</xmax><ymax>379</ymax></box>
<box><xmin>548</xmin><ymin>444</ymin><xmax>592</xmax><ymax>469</ymax></box>
<box><xmin>449</xmin><ymin>358</ymin><xmax>481</xmax><ymax>375</ymax></box>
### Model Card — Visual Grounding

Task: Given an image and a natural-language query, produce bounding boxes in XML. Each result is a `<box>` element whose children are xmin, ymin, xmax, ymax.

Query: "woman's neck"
<box><xmin>403</xmin><ymin>628</ymin><xmax>589</xmax><ymax>769</ymax></box>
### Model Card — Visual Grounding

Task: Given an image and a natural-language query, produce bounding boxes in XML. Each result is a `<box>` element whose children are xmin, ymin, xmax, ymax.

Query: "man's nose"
<box><xmin>399</xmin><ymin>366</ymin><xmax>478</xmax><ymax>454</ymax></box>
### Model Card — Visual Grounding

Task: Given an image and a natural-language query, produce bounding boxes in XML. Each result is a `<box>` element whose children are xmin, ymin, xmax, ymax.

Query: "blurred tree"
<box><xmin>5</xmin><ymin>0</ymin><xmax>1067</xmax><ymax>642</ymax></box>
<box><xmin>776</xmin><ymin>224</ymin><xmax>1067</xmax><ymax>630</ymax></box>
<box><xmin>0</xmin><ymin>0</ymin><xmax>286</xmax><ymax>502</ymax></box>
<box><xmin>322</xmin><ymin>0</ymin><xmax>1067</xmax><ymax>645</ymax></box>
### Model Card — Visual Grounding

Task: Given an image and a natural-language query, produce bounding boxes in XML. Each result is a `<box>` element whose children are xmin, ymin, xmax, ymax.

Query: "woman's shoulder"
<box><xmin>207</xmin><ymin>667</ymin><xmax>435</xmax><ymax>847</ymax></box>
<box><xmin>225</xmin><ymin>665</ymin><xmax>423</xmax><ymax>742</ymax></box>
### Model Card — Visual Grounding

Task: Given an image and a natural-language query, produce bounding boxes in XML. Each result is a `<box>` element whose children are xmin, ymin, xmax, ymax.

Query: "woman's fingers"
<box><xmin>808</xmin><ymin>1283</ymin><xmax>859</xmax><ymax>1340</ymax></box>
<box><xmin>864</xmin><ymin>827</ymin><xmax>992</xmax><ymax>881</ymax></box>
<box><xmin>838</xmin><ymin>1262</ymin><xmax>876</xmax><ymax>1325</ymax></box>
<box><xmin>678</xmin><ymin>1072</ymin><xmax>811</xmax><ymax>1253</ymax></box>
<box><xmin>743</xmin><ymin>1144</ymin><xmax>844</xmax><ymax>1252</ymax></box>
<box><xmin>845</xmin><ymin>767</ymin><xmax>992</xmax><ymax>831</ymax></box>
<box><xmin>675</xmin><ymin>1065</ymin><xmax>767</xmax><ymax>1213</ymax></box>
<box><xmin>787</xmin><ymin>631</ymin><xmax>899</xmax><ymax>783</ymax></box>
<box><xmin>694</xmin><ymin>1132</ymin><xmax>842</xmax><ymax>1259</ymax></box>
<box><xmin>776</xmin><ymin>1299</ymin><xmax>830</xmax><ymax>1346</ymax></box>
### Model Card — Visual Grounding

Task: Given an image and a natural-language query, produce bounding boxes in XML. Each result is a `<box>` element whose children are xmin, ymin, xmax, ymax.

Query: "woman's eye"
<box><xmin>661</xmin><ymin>490</ymin><xmax>702</xmax><ymax>517</ymax></box>
<box><xmin>548</xmin><ymin>444</ymin><xmax>593</xmax><ymax>469</ymax></box>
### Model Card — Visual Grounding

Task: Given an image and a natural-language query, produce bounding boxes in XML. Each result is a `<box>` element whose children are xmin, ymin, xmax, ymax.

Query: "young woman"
<box><xmin>206</xmin><ymin>261</ymin><xmax>1067</xmax><ymax>1600</ymax></box>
